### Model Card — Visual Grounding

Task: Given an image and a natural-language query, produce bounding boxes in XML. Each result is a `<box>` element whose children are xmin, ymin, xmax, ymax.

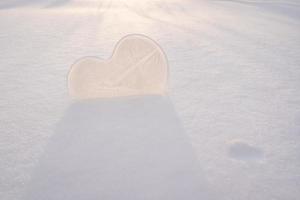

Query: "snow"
<box><xmin>23</xmin><ymin>96</ymin><xmax>214</xmax><ymax>199</ymax></box>
<box><xmin>1</xmin><ymin>0</ymin><xmax>300</xmax><ymax>199</ymax></box>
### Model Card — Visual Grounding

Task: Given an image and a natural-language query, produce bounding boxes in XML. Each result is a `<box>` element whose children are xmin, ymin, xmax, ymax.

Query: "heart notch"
<box><xmin>68</xmin><ymin>34</ymin><xmax>169</xmax><ymax>99</ymax></box>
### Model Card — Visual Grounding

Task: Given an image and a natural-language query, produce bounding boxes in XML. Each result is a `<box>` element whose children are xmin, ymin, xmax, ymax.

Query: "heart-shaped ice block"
<box><xmin>68</xmin><ymin>34</ymin><xmax>168</xmax><ymax>99</ymax></box>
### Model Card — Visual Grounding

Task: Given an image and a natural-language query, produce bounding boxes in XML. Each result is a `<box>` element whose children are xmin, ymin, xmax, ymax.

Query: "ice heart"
<box><xmin>68</xmin><ymin>34</ymin><xmax>168</xmax><ymax>99</ymax></box>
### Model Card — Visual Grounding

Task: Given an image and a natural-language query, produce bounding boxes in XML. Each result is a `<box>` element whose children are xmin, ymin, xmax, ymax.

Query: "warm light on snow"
<box><xmin>1</xmin><ymin>0</ymin><xmax>300</xmax><ymax>200</ymax></box>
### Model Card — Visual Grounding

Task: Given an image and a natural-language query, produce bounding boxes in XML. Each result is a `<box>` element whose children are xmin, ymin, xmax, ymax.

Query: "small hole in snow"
<box><xmin>228</xmin><ymin>140</ymin><xmax>263</xmax><ymax>161</ymax></box>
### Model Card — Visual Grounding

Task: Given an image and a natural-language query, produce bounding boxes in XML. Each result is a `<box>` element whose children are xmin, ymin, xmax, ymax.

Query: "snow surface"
<box><xmin>1</xmin><ymin>0</ymin><xmax>300</xmax><ymax>199</ymax></box>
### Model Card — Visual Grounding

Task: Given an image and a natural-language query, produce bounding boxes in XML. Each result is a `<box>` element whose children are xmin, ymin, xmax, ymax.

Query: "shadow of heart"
<box><xmin>23</xmin><ymin>95</ymin><xmax>215</xmax><ymax>200</ymax></box>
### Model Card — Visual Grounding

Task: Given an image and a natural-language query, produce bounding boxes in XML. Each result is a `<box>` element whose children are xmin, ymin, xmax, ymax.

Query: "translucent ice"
<box><xmin>68</xmin><ymin>34</ymin><xmax>168</xmax><ymax>99</ymax></box>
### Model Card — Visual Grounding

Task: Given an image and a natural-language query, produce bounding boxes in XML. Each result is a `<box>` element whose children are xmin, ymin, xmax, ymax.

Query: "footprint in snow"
<box><xmin>228</xmin><ymin>140</ymin><xmax>263</xmax><ymax>161</ymax></box>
